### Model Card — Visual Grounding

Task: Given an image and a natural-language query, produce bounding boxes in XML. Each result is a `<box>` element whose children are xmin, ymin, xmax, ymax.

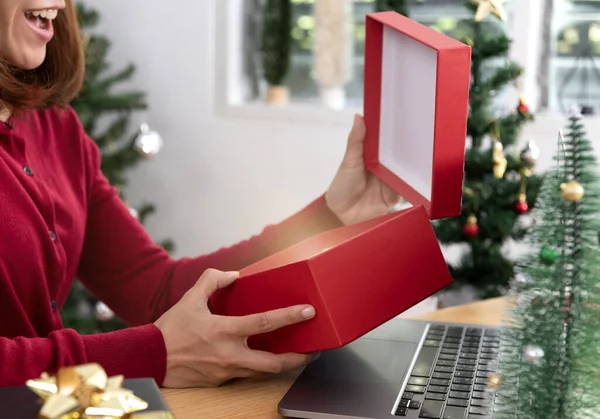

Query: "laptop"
<box><xmin>278</xmin><ymin>315</ymin><xmax>508</xmax><ymax>419</ymax></box>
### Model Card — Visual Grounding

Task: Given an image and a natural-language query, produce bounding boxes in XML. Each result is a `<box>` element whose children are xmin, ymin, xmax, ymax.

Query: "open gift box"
<box><xmin>209</xmin><ymin>11</ymin><xmax>471</xmax><ymax>355</ymax></box>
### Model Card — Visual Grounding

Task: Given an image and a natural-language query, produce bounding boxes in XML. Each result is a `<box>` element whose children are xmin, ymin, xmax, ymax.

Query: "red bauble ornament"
<box><xmin>515</xmin><ymin>201</ymin><xmax>528</xmax><ymax>214</ymax></box>
<box><xmin>518</xmin><ymin>104</ymin><xmax>529</xmax><ymax>115</ymax></box>
<box><xmin>515</xmin><ymin>194</ymin><xmax>529</xmax><ymax>214</ymax></box>
<box><xmin>463</xmin><ymin>215</ymin><xmax>479</xmax><ymax>238</ymax></box>
<box><xmin>464</xmin><ymin>224</ymin><xmax>479</xmax><ymax>237</ymax></box>
<box><xmin>517</xmin><ymin>96</ymin><xmax>529</xmax><ymax>116</ymax></box>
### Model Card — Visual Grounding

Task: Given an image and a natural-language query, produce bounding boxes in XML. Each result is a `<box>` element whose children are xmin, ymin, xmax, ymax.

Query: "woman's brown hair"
<box><xmin>0</xmin><ymin>0</ymin><xmax>85</xmax><ymax>113</ymax></box>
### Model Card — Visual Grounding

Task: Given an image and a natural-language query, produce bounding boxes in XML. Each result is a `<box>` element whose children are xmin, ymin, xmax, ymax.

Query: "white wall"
<box><xmin>81</xmin><ymin>0</ymin><xmax>349</xmax><ymax>258</ymax></box>
<box><xmin>81</xmin><ymin>0</ymin><xmax>600</xmax><ymax>264</ymax></box>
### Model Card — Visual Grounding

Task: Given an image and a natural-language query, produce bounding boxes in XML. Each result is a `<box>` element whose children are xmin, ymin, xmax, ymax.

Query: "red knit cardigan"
<box><xmin>0</xmin><ymin>106</ymin><xmax>342</xmax><ymax>387</ymax></box>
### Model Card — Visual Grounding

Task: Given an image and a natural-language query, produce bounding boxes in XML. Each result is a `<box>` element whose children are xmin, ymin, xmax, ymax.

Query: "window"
<box><xmin>549</xmin><ymin>0</ymin><xmax>600</xmax><ymax>113</ymax></box>
<box><xmin>216</xmin><ymin>0</ymin><xmax>600</xmax><ymax>121</ymax></box>
<box><xmin>283</xmin><ymin>0</ymin><xmax>511</xmax><ymax>107</ymax></box>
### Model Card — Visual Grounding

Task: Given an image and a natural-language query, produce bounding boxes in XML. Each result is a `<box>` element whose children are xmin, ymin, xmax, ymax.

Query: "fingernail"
<box><xmin>302</xmin><ymin>306</ymin><xmax>316</xmax><ymax>319</ymax></box>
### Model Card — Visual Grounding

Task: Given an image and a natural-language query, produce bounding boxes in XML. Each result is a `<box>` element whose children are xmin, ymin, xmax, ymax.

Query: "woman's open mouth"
<box><xmin>24</xmin><ymin>9</ymin><xmax>59</xmax><ymax>41</ymax></box>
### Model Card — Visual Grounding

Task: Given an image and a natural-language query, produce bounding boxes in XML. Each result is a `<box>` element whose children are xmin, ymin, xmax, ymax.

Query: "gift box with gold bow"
<box><xmin>2</xmin><ymin>363</ymin><xmax>173</xmax><ymax>419</ymax></box>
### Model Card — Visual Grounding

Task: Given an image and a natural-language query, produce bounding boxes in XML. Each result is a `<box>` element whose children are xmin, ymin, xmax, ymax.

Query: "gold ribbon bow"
<box><xmin>26</xmin><ymin>363</ymin><xmax>172</xmax><ymax>419</ymax></box>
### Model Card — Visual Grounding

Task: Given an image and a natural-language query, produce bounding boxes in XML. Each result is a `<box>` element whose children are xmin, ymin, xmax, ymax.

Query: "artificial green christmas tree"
<box><xmin>497</xmin><ymin>107</ymin><xmax>600</xmax><ymax>418</ymax></box>
<box><xmin>375</xmin><ymin>0</ymin><xmax>409</xmax><ymax>16</ymax></box>
<box><xmin>60</xmin><ymin>3</ymin><xmax>174</xmax><ymax>334</ymax></box>
<box><xmin>433</xmin><ymin>0</ymin><xmax>543</xmax><ymax>299</ymax></box>
<box><xmin>262</xmin><ymin>0</ymin><xmax>292</xmax><ymax>104</ymax></box>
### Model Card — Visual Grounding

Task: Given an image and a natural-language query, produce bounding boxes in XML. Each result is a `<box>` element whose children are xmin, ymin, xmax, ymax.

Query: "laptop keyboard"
<box><xmin>394</xmin><ymin>325</ymin><xmax>504</xmax><ymax>418</ymax></box>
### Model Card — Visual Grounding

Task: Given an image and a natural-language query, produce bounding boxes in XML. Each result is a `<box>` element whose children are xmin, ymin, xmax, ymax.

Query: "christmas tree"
<box><xmin>433</xmin><ymin>0</ymin><xmax>543</xmax><ymax>299</ymax></box>
<box><xmin>496</xmin><ymin>108</ymin><xmax>600</xmax><ymax>418</ymax></box>
<box><xmin>262</xmin><ymin>0</ymin><xmax>292</xmax><ymax>104</ymax></box>
<box><xmin>375</xmin><ymin>0</ymin><xmax>409</xmax><ymax>16</ymax></box>
<box><xmin>60</xmin><ymin>3</ymin><xmax>174</xmax><ymax>334</ymax></box>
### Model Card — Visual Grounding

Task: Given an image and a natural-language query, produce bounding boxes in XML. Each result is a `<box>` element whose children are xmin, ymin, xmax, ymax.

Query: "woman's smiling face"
<box><xmin>0</xmin><ymin>0</ymin><xmax>65</xmax><ymax>70</ymax></box>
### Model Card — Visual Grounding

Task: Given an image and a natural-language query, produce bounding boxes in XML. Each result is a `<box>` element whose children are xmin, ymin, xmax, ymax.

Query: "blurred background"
<box><xmin>66</xmin><ymin>0</ymin><xmax>600</xmax><ymax>331</ymax></box>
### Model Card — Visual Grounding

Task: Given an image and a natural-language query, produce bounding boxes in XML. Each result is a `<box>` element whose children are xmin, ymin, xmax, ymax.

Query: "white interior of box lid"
<box><xmin>379</xmin><ymin>25</ymin><xmax>436</xmax><ymax>201</ymax></box>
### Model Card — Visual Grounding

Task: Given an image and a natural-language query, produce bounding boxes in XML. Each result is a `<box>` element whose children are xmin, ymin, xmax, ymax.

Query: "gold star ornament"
<box><xmin>472</xmin><ymin>0</ymin><xmax>507</xmax><ymax>22</ymax></box>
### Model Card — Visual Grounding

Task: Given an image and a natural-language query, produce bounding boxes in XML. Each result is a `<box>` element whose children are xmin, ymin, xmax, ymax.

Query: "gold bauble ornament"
<box><xmin>560</xmin><ymin>180</ymin><xmax>585</xmax><ymax>202</ymax></box>
<box><xmin>487</xmin><ymin>372</ymin><xmax>503</xmax><ymax>390</ymax></box>
<box><xmin>472</xmin><ymin>0</ymin><xmax>507</xmax><ymax>22</ymax></box>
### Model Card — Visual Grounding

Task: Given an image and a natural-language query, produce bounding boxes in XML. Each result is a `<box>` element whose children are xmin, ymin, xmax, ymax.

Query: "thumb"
<box><xmin>185</xmin><ymin>269</ymin><xmax>239</xmax><ymax>307</ymax></box>
<box><xmin>344</xmin><ymin>114</ymin><xmax>366</xmax><ymax>161</ymax></box>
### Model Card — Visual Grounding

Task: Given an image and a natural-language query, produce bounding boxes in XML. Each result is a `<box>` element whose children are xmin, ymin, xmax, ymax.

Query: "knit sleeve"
<box><xmin>0</xmin><ymin>325</ymin><xmax>166</xmax><ymax>387</ymax></box>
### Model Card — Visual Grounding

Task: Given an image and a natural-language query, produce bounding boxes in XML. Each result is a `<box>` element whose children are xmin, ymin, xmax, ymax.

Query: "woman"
<box><xmin>0</xmin><ymin>0</ymin><xmax>399</xmax><ymax>389</ymax></box>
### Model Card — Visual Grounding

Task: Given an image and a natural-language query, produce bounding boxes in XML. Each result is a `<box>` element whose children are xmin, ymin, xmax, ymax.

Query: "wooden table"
<box><xmin>161</xmin><ymin>297</ymin><xmax>509</xmax><ymax>419</ymax></box>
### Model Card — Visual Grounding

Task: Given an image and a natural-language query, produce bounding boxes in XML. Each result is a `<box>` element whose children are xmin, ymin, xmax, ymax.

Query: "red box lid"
<box><xmin>363</xmin><ymin>12</ymin><xmax>471</xmax><ymax>220</ymax></box>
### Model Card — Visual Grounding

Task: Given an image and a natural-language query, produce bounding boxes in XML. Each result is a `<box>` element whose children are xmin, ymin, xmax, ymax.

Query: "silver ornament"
<box><xmin>523</xmin><ymin>344</ymin><xmax>544</xmax><ymax>364</ymax></box>
<box><xmin>129</xmin><ymin>207</ymin><xmax>139</xmax><ymax>219</ymax></box>
<box><xmin>515</xmin><ymin>273</ymin><xmax>528</xmax><ymax>284</ymax></box>
<box><xmin>510</xmin><ymin>273</ymin><xmax>529</xmax><ymax>293</ymax></box>
<box><xmin>520</xmin><ymin>141</ymin><xmax>540</xmax><ymax>167</ymax></box>
<box><xmin>133</xmin><ymin>123</ymin><xmax>163</xmax><ymax>157</ymax></box>
<box><xmin>95</xmin><ymin>302</ymin><xmax>114</xmax><ymax>321</ymax></box>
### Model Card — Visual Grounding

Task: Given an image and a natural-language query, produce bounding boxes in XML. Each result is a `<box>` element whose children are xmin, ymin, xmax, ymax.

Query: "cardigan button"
<box><xmin>51</xmin><ymin>300</ymin><xmax>57</xmax><ymax>312</ymax></box>
<box><xmin>49</xmin><ymin>231</ymin><xmax>57</xmax><ymax>241</ymax></box>
<box><xmin>23</xmin><ymin>166</ymin><xmax>33</xmax><ymax>176</ymax></box>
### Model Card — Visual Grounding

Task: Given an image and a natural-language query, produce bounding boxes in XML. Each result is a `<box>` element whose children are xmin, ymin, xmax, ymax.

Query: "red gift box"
<box><xmin>209</xmin><ymin>11</ymin><xmax>471</xmax><ymax>355</ymax></box>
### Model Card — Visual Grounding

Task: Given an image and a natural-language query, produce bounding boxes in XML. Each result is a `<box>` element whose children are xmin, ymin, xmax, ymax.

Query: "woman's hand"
<box><xmin>154</xmin><ymin>269</ymin><xmax>317</xmax><ymax>388</ymax></box>
<box><xmin>325</xmin><ymin>114</ymin><xmax>401</xmax><ymax>225</ymax></box>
